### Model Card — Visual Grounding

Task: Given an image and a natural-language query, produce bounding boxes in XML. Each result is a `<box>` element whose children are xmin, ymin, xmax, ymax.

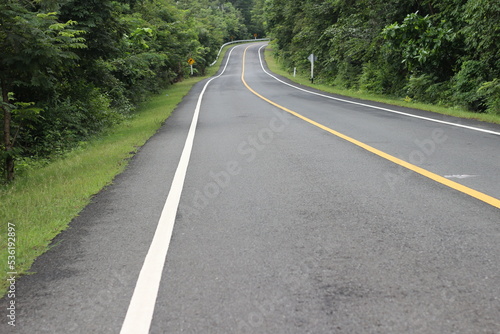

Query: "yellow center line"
<box><xmin>241</xmin><ymin>46</ymin><xmax>500</xmax><ymax>209</ymax></box>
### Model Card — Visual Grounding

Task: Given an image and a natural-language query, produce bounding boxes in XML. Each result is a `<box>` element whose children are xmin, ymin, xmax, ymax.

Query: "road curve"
<box><xmin>3</xmin><ymin>42</ymin><xmax>500</xmax><ymax>334</ymax></box>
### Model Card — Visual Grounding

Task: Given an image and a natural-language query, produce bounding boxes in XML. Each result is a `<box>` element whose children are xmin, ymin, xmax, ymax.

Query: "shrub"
<box><xmin>404</xmin><ymin>74</ymin><xmax>450</xmax><ymax>104</ymax></box>
<box><xmin>451</xmin><ymin>60</ymin><xmax>488</xmax><ymax>112</ymax></box>
<box><xmin>478</xmin><ymin>79</ymin><xmax>500</xmax><ymax>115</ymax></box>
<box><xmin>18</xmin><ymin>81</ymin><xmax>121</xmax><ymax>158</ymax></box>
<box><xmin>332</xmin><ymin>61</ymin><xmax>362</xmax><ymax>89</ymax></box>
<box><xmin>359</xmin><ymin>62</ymin><xmax>384</xmax><ymax>94</ymax></box>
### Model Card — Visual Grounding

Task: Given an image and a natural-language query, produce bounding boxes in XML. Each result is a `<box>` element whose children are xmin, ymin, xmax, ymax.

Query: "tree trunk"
<box><xmin>1</xmin><ymin>78</ymin><xmax>14</xmax><ymax>181</ymax></box>
<box><xmin>428</xmin><ymin>3</ymin><xmax>435</xmax><ymax>15</ymax></box>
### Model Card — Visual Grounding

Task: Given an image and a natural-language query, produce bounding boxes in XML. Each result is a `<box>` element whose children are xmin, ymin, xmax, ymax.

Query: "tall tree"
<box><xmin>0</xmin><ymin>1</ymin><xmax>85</xmax><ymax>181</ymax></box>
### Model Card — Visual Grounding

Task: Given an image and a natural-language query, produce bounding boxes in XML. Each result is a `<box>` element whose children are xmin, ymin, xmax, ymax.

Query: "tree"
<box><xmin>382</xmin><ymin>12</ymin><xmax>457</xmax><ymax>79</ymax></box>
<box><xmin>59</xmin><ymin>0</ymin><xmax>125</xmax><ymax>61</ymax></box>
<box><xmin>264</xmin><ymin>0</ymin><xmax>498</xmax><ymax>111</ymax></box>
<box><xmin>1</xmin><ymin>0</ymin><xmax>258</xmax><ymax>181</ymax></box>
<box><xmin>0</xmin><ymin>1</ymin><xmax>85</xmax><ymax>181</ymax></box>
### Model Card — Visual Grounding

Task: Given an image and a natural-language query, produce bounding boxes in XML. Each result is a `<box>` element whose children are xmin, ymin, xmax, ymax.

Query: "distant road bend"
<box><xmin>7</xmin><ymin>42</ymin><xmax>500</xmax><ymax>334</ymax></box>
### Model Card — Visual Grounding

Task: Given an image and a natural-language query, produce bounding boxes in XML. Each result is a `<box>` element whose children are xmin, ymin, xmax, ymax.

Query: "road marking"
<box><xmin>120</xmin><ymin>45</ymin><xmax>240</xmax><ymax>334</ymax></box>
<box><xmin>444</xmin><ymin>175</ymin><xmax>479</xmax><ymax>179</ymax></box>
<box><xmin>255</xmin><ymin>45</ymin><xmax>500</xmax><ymax>137</ymax></box>
<box><xmin>242</xmin><ymin>45</ymin><xmax>500</xmax><ymax>209</ymax></box>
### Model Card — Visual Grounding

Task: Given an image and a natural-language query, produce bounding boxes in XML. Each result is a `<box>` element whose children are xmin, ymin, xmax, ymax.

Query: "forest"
<box><xmin>265</xmin><ymin>0</ymin><xmax>500</xmax><ymax>114</ymax></box>
<box><xmin>1</xmin><ymin>0</ymin><xmax>499</xmax><ymax>181</ymax></box>
<box><xmin>0</xmin><ymin>0</ymin><xmax>265</xmax><ymax>181</ymax></box>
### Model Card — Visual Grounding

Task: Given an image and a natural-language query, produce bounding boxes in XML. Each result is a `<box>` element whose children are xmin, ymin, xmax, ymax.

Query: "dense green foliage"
<box><xmin>0</xmin><ymin>0</ymin><xmax>261</xmax><ymax>181</ymax></box>
<box><xmin>265</xmin><ymin>0</ymin><xmax>500</xmax><ymax>114</ymax></box>
<box><xmin>3</xmin><ymin>0</ymin><xmax>498</xmax><ymax>181</ymax></box>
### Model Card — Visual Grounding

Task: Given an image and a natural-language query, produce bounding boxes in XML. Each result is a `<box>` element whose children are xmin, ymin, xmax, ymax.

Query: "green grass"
<box><xmin>264</xmin><ymin>48</ymin><xmax>500</xmax><ymax>125</ymax></box>
<box><xmin>0</xmin><ymin>48</ymin><xmax>229</xmax><ymax>296</ymax></box>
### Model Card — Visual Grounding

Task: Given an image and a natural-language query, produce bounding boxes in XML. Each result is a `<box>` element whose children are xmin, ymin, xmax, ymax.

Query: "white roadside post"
<box><xmin>307</xmin><ymin>53</ymin><xmax>317</xmax><ymax>83</ymax></box>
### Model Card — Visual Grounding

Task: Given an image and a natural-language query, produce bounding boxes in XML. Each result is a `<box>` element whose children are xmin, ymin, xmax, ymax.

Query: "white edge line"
<box><xmin>209</xmin><ymin>38</ymin><xmax>270</xmax><ymax>66</ymax></box>
<box><xmin>120</xmin><ymin>45</ymin><xmax>239</xmax><ymax>334</ymax></box>
<box><xmin>256</xmin><ymin>45</ymin><xmax>500</xmax><ymax>137</ymax></box>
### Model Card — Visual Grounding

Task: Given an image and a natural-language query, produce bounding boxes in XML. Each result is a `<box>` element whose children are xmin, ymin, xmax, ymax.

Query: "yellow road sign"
<box><xmin>187</xmin><ymin>58</ymin><xmax>195</xmax><ymax>65</ymax></box>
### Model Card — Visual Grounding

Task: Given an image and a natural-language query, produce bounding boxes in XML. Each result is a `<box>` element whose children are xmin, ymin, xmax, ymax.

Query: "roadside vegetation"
<box><xmin>1</xmin><ymin>0</ymin><xmax>266</xmax><ymax>182</ymax></box>
<box><xmin>0</xmin><ymin>0</ymin><xmax>256</xmax><ymax>296</ymax></box>
<box><xmin>264</xmin><ymin>47</ymin><xmax>500</xmax><ymax>124</ymax></box>
<box><xmin>1</xmin><ymin>0</ymin><xmax>498</xmax><ymax>295</ymax></box>
<box><xmin>0</xmin><ymin>49</ymin><xmax>228</xmax><ymax>296</ymax></box>
<box><xmin>263</xmin><ymin>0</ymin><xmax>500</xmax><ymax>121</ymax></box>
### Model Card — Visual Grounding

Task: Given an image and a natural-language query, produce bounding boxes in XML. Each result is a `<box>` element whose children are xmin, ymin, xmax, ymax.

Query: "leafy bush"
<box><xmin>359</xmin><ymin>62</ymin><xmax>386</xmax><ymax>94</ymax></box>
<box><xmin>332</xmin><ymin>62</ymin><xmax>362</xmax><ymax>89</ymax></box>
<box><xmin>451</xmin><ymin>60</ymin><xmax>488</xmax><ymax>112</ymax></box>
<box><xmin>404</xmin><ymin>74</ymin><xmax>450</xmax><ymax>104</ymax></box>
<box><xmin>86</xmin><ymin>59</ymin><xmax>134</xmax><ymax>114</ymax></box>
<box><xmin>108</xmin><ymin>52</ymin><xmax>172</xmax><ymax>104</ymax></box>
<box><xmin>382</xmin><ymin>12</ymin><xmax>457</xmax><ymax>80</ymax></box>
<box><xmin>478</xmin><ymin>79</ymin><xmax>500</xmax><ymax>115</ymax></box>
<box><xmin>18</xmin><ymin>81</ymin><xmax>120</xmax><ymax>158</ymax></box>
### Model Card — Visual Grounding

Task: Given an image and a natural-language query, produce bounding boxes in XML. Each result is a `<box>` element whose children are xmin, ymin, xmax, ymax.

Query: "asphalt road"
<box><xmin>3</xmin><ymin>42</ymin><xmax>500</xmax><ymax>334</ymax></box>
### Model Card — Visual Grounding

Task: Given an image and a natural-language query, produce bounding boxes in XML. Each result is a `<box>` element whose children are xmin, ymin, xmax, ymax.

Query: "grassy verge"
<box><xmin>0</xmin><ymin>48</ymin><xmax>229</xmax><ymax>296</ymax></box>
<box><xmin>265</xmin><ymin>48</ymin><xmax>500</xmax><ymax>125</ymax></box>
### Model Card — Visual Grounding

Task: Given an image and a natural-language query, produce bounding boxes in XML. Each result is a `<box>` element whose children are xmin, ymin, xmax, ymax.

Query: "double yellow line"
<box><xmin>241</xmin><ymin>46</ymin><xmax>500</xmax><ymax>209</ymax></box>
